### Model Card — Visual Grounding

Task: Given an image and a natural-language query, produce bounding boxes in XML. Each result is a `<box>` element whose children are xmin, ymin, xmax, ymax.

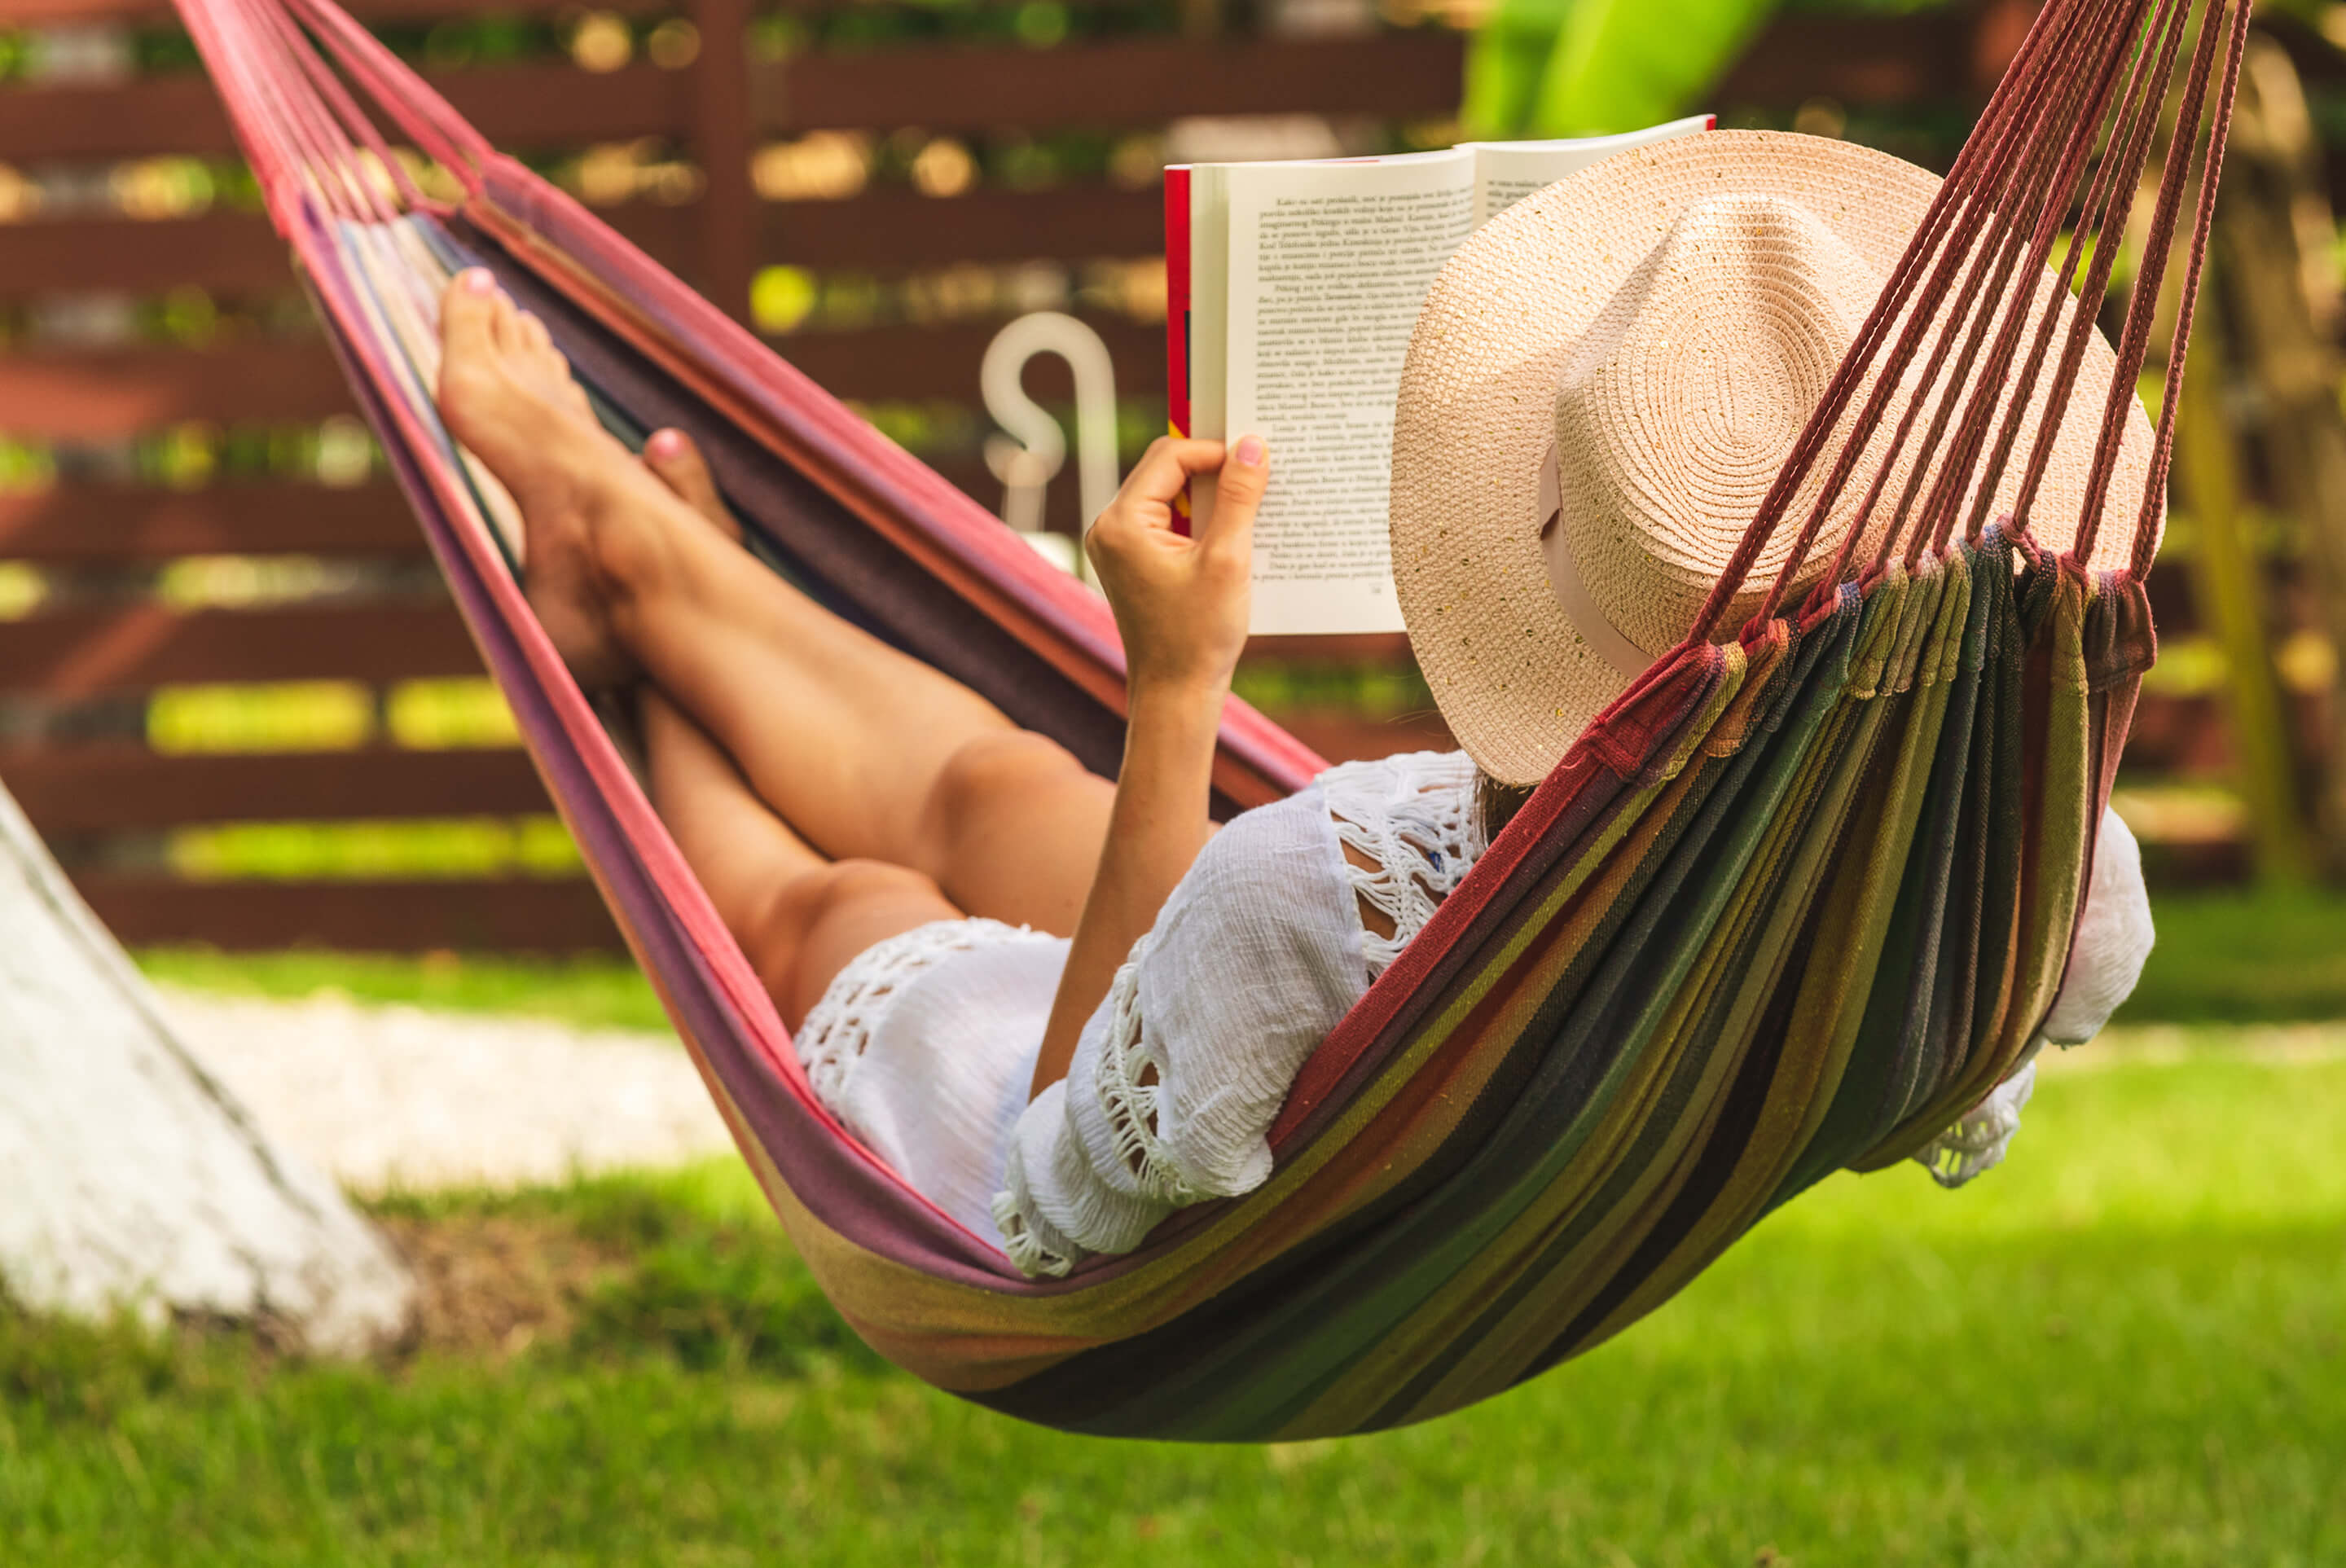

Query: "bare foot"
<box><xmin>641</xmin><ymin>428</ymin><xmax>743</xmax><ymax>543</ymax></box>
<box><xmin>437</xmin><ymin>267</ymin><xmax>644</xmax><ymax>689</ymax></box>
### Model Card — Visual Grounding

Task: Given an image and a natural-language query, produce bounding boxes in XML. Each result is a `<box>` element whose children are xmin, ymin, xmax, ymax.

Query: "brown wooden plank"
<box><xmin>0</xmin><ymin>484</ymin><xmax>425</xmax><ymax>561</ymax></box>
<box><xmin>71</xmin><ymin>872</ymin><xmax>625</xmax><ymax>953</ymax></box>
<box><xmin>0</xmin><ymin>210</ymin><xmax>293</xmax><ymax>300</ymax></box>
<box><xmin>1</xmin><ymin>743</ymin><xmax>549</xmax><ymax>832</ymax></box>
<box><xmin>0</xmin><ymin>186</ymin><xmax>1154</xmax><ymax>301</ymax></box>
<box><xmin>0</xmin><ymin>603</ymin><xmax>480</xmax><ymax>696</ymax></box>
<box><xmin>2</xmin><ymin>0</ymin><xmax>666</xmax><ymax>20</ymax></box>
<box><xmin>0</xmin><ymin>204</ymin><xmax>690</xmax><ymax>301</ymax></box>
<box><xmin>1714</xmin><ymin>12</ymin><xmax>1976</xmax><ymax>108</ymax></box>
<box><xmin>767</xmin><ymin>186</ymin><xmax>1164</xmax><ymax>270</ymax></box>
<box><xmin>0</xmin><ymin>340</ymin><xmax>357</xmax><ymax>437</ymax></box>
<box><xmin>763</xmin><ymin>33</ymin><xmax>1466</xmax><ymax>134</ymax></box>
<box><xmin>0</xmin><ymin>312</ymin><xmax>1162</xmax><ymax>435</ymax></box>
<box><xmin>1243</xmin><ymin>632</ymin><xmax>1417</xmax><ymax>666</ymax></box>
<box><xmin>0</xmin><ymin>61</ymin><xmax>687</xmax><ymax>164</ymax></box>
<box><xmin>1275</xmin><ymin>708</ymin><xmax>1453</xmax><ymax>765</ymax></box>
<box><xmin>773</xmin><ymin>315</ymin><xmax>1163</xmax><ymax>402</ymax></box>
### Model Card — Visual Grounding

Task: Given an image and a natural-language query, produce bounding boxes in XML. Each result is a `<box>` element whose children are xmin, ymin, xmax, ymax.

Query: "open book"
<box><xmin>1166</xmin><ymin>116</ymin><xmax>1714</xmax><ymax>635</ymax></box>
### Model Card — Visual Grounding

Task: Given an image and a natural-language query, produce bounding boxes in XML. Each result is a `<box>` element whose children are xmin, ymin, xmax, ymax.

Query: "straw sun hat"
<box><xmin>1390</xmin><ymin>130</ymin><xmax>2159</xmax><ymax>788</ymax></box>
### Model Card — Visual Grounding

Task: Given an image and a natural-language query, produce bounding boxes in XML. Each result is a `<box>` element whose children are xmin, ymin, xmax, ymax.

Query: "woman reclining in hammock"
<box><xmin>433</xmin><ymin>216</ymin><xmax>2154</xmax><ymax>1276</ymax></box>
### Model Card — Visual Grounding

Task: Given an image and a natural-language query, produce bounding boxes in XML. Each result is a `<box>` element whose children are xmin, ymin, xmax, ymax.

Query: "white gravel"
<box><xmin>156</xmin><ymin>985</ymin><xmax>735</xmax><ymax>1196</ymax></box>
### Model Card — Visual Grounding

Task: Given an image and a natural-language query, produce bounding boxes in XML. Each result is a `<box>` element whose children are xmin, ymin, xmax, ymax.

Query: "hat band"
<box><xmin>1535</xmin><ymin>443</ymin><xmax>1654</xmax><ymax>683</ymax></box>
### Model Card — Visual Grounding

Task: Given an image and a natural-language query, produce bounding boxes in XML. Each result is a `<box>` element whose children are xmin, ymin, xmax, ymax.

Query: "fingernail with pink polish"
<box><xmin>1235</xmin><ymin>434</ymin><xmax>1265</xmax><ymax>466</ymax></box>
<box><xmin>647</xmin><ymin>429</ymin><xmax>682</xmax><ymax>459</ymax></box>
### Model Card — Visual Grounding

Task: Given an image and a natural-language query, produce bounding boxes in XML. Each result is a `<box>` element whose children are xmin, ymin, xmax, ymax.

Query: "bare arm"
<box><xmin>1030</xmin><ymin>435</ymin><xmax>1268</xmax><ymax>1098</ymax></box>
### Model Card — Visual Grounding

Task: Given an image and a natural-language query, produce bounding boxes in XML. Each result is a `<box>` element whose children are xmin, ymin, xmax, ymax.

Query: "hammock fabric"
<box><xmin>177</xmin><ymin>0</ymin><xmax>2238</xmax><ymax>1439</ymax></box>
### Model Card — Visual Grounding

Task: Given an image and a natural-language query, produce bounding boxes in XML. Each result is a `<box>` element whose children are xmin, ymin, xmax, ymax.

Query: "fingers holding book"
<box><xmin>1086</xmin><ymin>434</ymin><xmax>1267</xmax><ymax>692</ymax></box>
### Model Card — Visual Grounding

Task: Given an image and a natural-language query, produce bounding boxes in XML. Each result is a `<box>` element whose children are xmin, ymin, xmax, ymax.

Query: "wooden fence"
<box><xmin>0</xmin><ymin>0</ymin><xmax>2314</xmax><ymax>948</ymax></box>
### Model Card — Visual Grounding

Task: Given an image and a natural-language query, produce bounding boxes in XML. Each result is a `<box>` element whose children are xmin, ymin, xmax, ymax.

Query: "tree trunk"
<box><xmin>2213</xmin><ymin>32</ymin><xmax>2346</xmax><ymax>875</ymax></box>
<box><xmin>0</xmin><ymin>780</ymin><xmax>413</xmax><ymax>1353</ymax></box>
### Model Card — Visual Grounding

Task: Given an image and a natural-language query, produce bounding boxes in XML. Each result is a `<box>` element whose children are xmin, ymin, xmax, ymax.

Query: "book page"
<box><xmin>1468</xmin><ymin>115</ymin><xmax>1715</xmax><ymax>224</ymax></box>
<box><xmin>1222</xmin><ymin>149</ymin><xmax>1474</xmax><ymax>635</ymax></box>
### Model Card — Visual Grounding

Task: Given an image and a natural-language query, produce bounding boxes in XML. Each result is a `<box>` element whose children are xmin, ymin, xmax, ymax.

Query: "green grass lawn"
<box><xmin>3</xmin><ymin>1039</ymin><xmax>2340</xmax><ymax>1566</ymax></box>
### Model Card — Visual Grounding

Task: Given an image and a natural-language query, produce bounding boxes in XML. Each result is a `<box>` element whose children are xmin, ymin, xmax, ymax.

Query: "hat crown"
<box><xmin>1551</xmin><ymin>193</ymin><xmax>1880</xmax><ymax>655</ymax></box>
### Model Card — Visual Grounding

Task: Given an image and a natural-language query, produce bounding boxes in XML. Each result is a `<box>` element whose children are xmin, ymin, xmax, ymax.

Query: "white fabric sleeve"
<box><xmin>992</xmin><ymin>751</ymin><xmax>1486</xmax><ymax>1277</ymax></box>
<box><xmin>994</xmin><ymin>781</ymin><xmax>1373</xmax><ymax>1276</ymax></box>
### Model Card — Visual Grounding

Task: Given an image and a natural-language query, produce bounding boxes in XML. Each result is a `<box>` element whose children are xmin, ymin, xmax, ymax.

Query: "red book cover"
<box><xmin>1163</xmin><ymin>164</ymin><xmax>1192</xmax><ymax>533</ymax></box>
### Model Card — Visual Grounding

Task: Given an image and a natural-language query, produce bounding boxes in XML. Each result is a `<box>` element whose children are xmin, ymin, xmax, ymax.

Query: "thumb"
<box><xmin>1203</xmin><ymin>433</ymin><xmax>1267</xmax><ymax>559</ymax></box>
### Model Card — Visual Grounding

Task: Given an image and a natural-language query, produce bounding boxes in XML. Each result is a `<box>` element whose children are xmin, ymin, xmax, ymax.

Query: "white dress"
<box><xmin>788</xmin><ymin>751</ymin><xmax>2152</xmax><ymax>1276</ymax></box>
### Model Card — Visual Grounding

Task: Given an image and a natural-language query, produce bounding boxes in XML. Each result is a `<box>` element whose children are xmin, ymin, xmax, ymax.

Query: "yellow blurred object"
<box><xmin>0</xmin><ymin>564</ymin><xmax>46</xmax><ymax>621</ymax></box>
<box><xmin>149</xmin><ymin>682</ymin><xmax>376</xmax><ymax>755</ymax></box>
<box><xmin>112</xmin><ymin>157</ymin><xmax>216</xmax><ymax>221</ymax></box>
<box><xmin>571</xmin><ymin>13</ymin><xmax>634</xmax><ymax>73</ymax></box>
<box><xmin>911</xmin><ymin>138</ymin><xmax>978</xmax><ymax>199</ymax></box>
<box><xmin>648</xmin><ymin>19</ymin><xmax>701</xmax><ymax>69</ymax></box>
<box><xmin>750</xmin><ymin>266</ymin><xmax>818</xmax><ymax>333</ymax></box>
<box><xmin>752</xmin><ymin>132</ymin><xmax>870</xmax><ymax>202</ymax></box>
<box><xmin>386</xmin><ymin>679</ymin><xmax>523</xmax><ymax>749</ymax></box>
<box><xmin>0</xmin><ymin>161</ymin><xmax>43</xmax><ymax>223</ymax></box>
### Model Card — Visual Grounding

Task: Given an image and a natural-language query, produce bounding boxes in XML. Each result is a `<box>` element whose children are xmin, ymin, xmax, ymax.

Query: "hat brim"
<box><xmin>1390</xmin><ymin>130</ymin><xmax>2157</xmax><ymax>787</ymax></box>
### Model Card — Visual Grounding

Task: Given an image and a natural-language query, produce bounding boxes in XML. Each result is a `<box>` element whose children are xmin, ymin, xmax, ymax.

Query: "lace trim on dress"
<box><xmin>1321</xmin><ymin>750</ymin><xmax>1487</xmax><ymax>976</ymax></box>
<box><xmin>795</xmin><ymin>917</ymin><xmax>1034</xmax><ymax>1107</ymax></box>
<box><xmin>1913</xmin><ymin>1056</ymin><xmax>2038</xmax><ymax>1188</ymax></box>
<box><xmin>992</xmin><ymin>1171</ymin><xmax>1079</xmax><ymax>1278</ymax></box>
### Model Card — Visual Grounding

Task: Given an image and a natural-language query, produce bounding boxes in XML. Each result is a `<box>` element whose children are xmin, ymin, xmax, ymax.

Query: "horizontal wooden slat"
<box><xmin>0</xmin><ymin>340</ymin><xmax>357</xmax><ymax>437</ymax></box>
<box><xmin>1714</xmin><ymin>13</ymin><xmax>1975</xmax><ymax>108</ymax></box>
<box><xmin>764</xmin><ymin>33</ymin><xmax>1465</xmax><ymax>135</ymax></box>
<box><xmin>0</xmin><ymin>210</ymin><xmax>295</xmax><ymax>299</ymax></box>
<box><xmin>0</xmin><ymin>33</ymin><xmax>1465</xmax><ymax>163</ymax></box>
<box><xmin>1245</xmin><ymin>632</ymin><xmax>1416</xmax><ymax>666</ymax></box>
<box><xmin>0</xmin><ymin>61</ymin><xmax>688</xmax><ymax>163</ymax></box>
<box><xmin>71</xmin><ymin>872</ymin><xmax>624</xmax><ymax>952</ymax></box>
<box><xmin>767</xmin><ymin>186</ymin><xmax>1164</xmax><ymax>270</ymax></box>
<box><xmin>0</xmin><ymin>484</ymin><xmax>425</xmax><ymax>561</ymax></box>
<box><xmin>0</xmin><ymin>312</ymin><xmax>1162</xmax><ymax>434</ymax></box>
<box><xmin>0</xmin><ymin>14</ymin><xmax>2002</xmax><ymax>173</ymax></box>
<box><xmin>774</xmin><ymin>316</ymin><xmax>1164</xmax><ymax>401</ymax></box>
<box><xmin>1275</xmin><ymin>708</ymin><xmax>1452</xmax><ymax>765</ymax></box>
<box><xmin>0</xmin><ymin>187</ymin><xmax>1156</xmax><ymax>300</ymax></box>
<box><xmin>0</xmin><ymin>603</ymin><xmax>477</xmax><ymax>696</ymax></box>
<box><xmin>1</xmin><ymin>0</ymin><xmax>667</xmax><ymax>20</ymax></box>
<box><xmin>0</xmin><ymin>744</ymin><xmax>549</xmax><ymax>832</ymax></box>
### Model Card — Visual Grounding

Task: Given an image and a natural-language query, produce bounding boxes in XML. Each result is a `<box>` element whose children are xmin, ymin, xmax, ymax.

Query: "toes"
<box><xmin>486</xmin><ymin>289</ymin><xmax>521</xmax><ymax>354</ymax></box>
<box><xmin>514</xmin><ymin>310</ymin><xmax>552</xmax><ymax>356</ymax></box>
<box><xmin>437</xmin><ymin>267</ymin><xmax>504</xmax><ymax>374</ymax></box>
<box><xmin>644</xmin><ymin>428</ymin><xmax>740</xmax><ymax>540</ymax></box>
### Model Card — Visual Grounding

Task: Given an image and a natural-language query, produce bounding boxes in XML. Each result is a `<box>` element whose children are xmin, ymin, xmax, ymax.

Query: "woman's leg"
<box><xmin>435</xmin><ymin>272</ymin><xmax>1121</xmax><ymax>935</ymax></box>
<box><xmin>640</xmin><ymin>687</ymin><xmax>964</xmax><ymax>1027</ymax></box>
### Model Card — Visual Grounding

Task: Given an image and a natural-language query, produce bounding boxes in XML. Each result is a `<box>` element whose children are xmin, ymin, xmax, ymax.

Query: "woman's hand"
<box><xmin>1085</xmin><ymin>435</ymin><xmax>1267</xmax><ymax>693</ymax></box>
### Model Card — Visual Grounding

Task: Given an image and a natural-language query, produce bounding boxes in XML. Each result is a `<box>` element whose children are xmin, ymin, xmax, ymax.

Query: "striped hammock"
<box><xmin>174</xmin><ymin>0</ymin><xmax>2239</xmax><ymax>1439</ymax></box>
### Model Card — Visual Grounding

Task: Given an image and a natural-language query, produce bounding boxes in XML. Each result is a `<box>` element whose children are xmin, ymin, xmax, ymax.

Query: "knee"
<box><xmin>929</xmin><ymin>731</ymin><xmax>1092</xmax><ymax>837</ymax></box>
<box><xmin>746</xmin><ymin>857</ymin><xmax>947</xmax><ymax>1010</ymax></box>
<box><xmin>765</xmin><ymin>858</ymin><xmax>942</xmax><ymax>942</ymax></box>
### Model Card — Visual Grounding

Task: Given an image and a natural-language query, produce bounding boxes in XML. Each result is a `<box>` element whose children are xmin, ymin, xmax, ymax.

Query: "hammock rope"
<box><xmin>172</xmin><ymin>0</ymin><xmax>2240</xmax><ymax>1439</ymax></box>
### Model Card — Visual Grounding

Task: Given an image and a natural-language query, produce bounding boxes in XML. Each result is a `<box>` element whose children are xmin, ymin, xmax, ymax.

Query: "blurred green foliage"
<box><xmin>1468</xmin><ymin>0</ymin><xmax>1780</xmax><ymax>138</ymax></box>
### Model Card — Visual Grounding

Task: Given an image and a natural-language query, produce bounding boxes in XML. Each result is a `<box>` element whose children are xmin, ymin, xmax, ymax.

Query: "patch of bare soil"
<box><xmin>374</xmin><ymin>1213</ymin><xmax>628</xmax><ymax>1362</ymax></box>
